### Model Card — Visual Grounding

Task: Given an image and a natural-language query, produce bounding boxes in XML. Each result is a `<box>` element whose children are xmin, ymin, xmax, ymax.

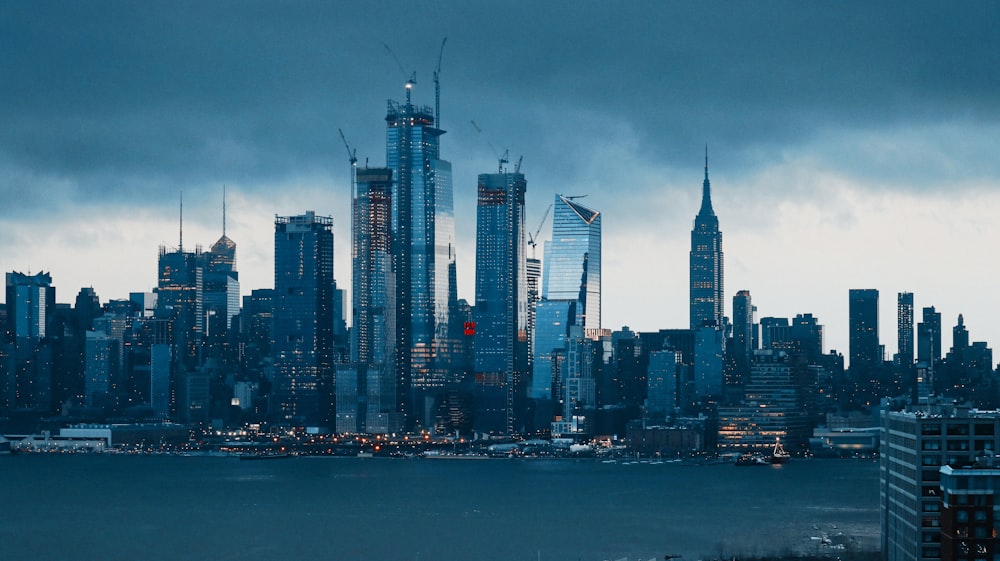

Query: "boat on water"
<box><xmin>735</xmin><ymin>438</ymin><xmax>791</xmax><ymax>466</ymax></box>
<box><xmin>770</xmin><ymin>438</ymin><xmax>791</xmax><ymax>464</ymax></box>
<box><xmin>238</xmin><ymin>452</ymin><xmax>293</xmax><ymax>461</ymax></box>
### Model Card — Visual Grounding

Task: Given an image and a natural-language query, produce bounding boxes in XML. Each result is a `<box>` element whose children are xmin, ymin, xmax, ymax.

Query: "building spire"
<box><xmin>700</xmin><ymin>144</ymin><xmax>715</xmax><ymax>216</ymax></box>
<box><xmin>222</xmin><ymin>184</ymin><xmax>227</xmax><ymax>237</ymax></box>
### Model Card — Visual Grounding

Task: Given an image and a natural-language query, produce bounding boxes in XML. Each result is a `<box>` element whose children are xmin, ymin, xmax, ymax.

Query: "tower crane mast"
<box><xmin>527</xmin><ymin>203</ymin><xmax>553</xmax><ymax>259</ymax></box>
<box><xmin>338</xmin><ymin>128</ymin><xmax>358</xmax><ymax>198</ymax></box>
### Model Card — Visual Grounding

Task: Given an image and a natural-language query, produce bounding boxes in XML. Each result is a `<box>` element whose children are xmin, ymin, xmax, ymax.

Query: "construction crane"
<box><xmin>514</xmin><ymin>155</ymin><xmax>523</xmax><ymax>174</ymax></box>
<box><xmin>383</xmin><ymin>43</ymin><xmax>416</xmax><ymax>104</ymax></box>
<box><xmin>433</xmin><ymin>37</ymin><xmax>447</xmax><ymax>127</ymax></box>
<box><xmin>338</xmin><ymin>128</ymin><xmax>357</xmax><ymax>198</ymax></box>
<box><xmin>470</xmin><ymin>120</ymin><xmax>509</xmax><ymax>173</ymax></box>
<box><xmin>527</xmin><ymin>203</ymin><xmax>553</xmax><ymax>259</ymax></box>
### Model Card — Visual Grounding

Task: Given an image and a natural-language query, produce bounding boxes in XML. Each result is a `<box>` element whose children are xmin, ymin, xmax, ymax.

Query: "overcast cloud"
<box><xmin>2</xmin><ymin>1</ymin><xmax>999</xmax><ymax>360</ymax></box>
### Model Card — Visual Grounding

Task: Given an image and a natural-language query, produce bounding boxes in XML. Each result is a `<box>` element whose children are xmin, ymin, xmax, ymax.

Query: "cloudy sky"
<box><xmin>2</xmin><ymin>1</ymin><xmax>999</xmax><ymax>362</ymax></box>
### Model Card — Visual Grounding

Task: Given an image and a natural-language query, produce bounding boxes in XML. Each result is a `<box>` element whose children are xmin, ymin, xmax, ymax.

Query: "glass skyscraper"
<box><xmin>690</xmin><ymin>151</ymin><xmax>724</xmax><ymax>330</ymax></box>
<box><xmin>542</xmin><ymin>194</ymin><xmax>601</xmax><ymax>334</ymax></box>
<box><xmin>347</xmin><ymin>167</ymin><xmax>399</xmax><ymax>433</ymax></box>
<box><xmin>474</xmin><ymin>171</ymin><xmax>529</xmax><ymax>434</ymax></box>
<box><xmin>849</xmin><ymin>288</ymin><xmax>880</xmax><ymax>374</ymax></box>
<box><xmin>386</xmin><ymin>89</ymin><xmax>457</xmax><ymax>427</ymax></box>
<box><xmin>272</xmin><ymin>211</ymin><xmax>335</xmax><ymax>427</ymax></box>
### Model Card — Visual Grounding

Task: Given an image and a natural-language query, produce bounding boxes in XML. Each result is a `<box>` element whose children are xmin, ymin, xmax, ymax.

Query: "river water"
<box><xmin>0</xmin><ymin>455</ymin><xmax>879</xmax><ymax>561</ymax></box>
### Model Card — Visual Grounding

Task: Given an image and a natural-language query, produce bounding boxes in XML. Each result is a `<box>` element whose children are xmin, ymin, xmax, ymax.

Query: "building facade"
<box><xmin>881</xmin><ymin>405</ymin><xmax>1000</xmax><ymax>561</ymax></box>
<box><xmin>849</xmin><ymin>288</ymin><xmax>881</xmax><ymax>374</ymax></box>
<box><xmin>542</xmin><ymin>194</ymin><xmax>601</xmax><ymax>334</ymax></box>
<box><xmin>690</xmin><ymin>152</ymin><xmax>724</xmax><ymax>330</ymax></box>
<box><xmin>474</xmin><ymin>171</ymin><xmax>529</xmax><ymax>434</ymax></box>
<box><xmin>272</xmin><ymin>211</ymin><xmax>335</xmax><ymax>427</ymax></box>
<box><xmin>386</xmin><ymin>92</ymin><xmax>457</xmax><ymax>428</ymax></box>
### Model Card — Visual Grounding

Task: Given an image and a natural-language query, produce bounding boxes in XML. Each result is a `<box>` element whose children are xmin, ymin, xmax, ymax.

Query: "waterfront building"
<box><xmin>385</xmin><ymin>87</ymin><xmax>457</xmax><ymax>428</ymax></box>
<box><xmin>729</xmin><ymin>290</ymin><xmax>756</xmax><ymax>387</ymax></box>
<box><xmin>542</xmin><ymin>194</ymin><xmax>601</xmax><ymax>334</ymax></box>
<box><xmin>693</xmin><ymin>326</ymin><xmax>724</xmax><ymax>398</ymax></box>
<box><xmin>690</xmin><ymin>150</ymin><xmax>724</xmax><ymax>330</ymax></box>
<box><xmin>530</xmin><ymin>299</ymin><xmax>574</xmax><ymax>425</ymax></box>
<box><xmin>880</xmin><ymin>404</ymin><xmax>1000</xmax><ymax>561</ymax></box>
<box><xmin>717</xmin><ymin>350</ymin><xmax>815</xmax><ymax>453</ymax></box>
<box><xmin>202</xmin><ymin>203</ymin><xmax>239</xmax><ymax>364</ymax></box>
<box><xmin>646</xmin><ymin>348</ymin><xmax>682</xmax><ymax>423</ymax></box>
<box><xmin>474</xmin><ymin>170</ymin><xmax>529</xmax><ymax>435</ymax></box>
<box><xmin>272</xmin><ymin>211</ymin><xmax>335</xmax><ymax>427</ymax></box>
<box><xmin>849</xmin><ymin>288</ymin><xmax>881</xmax><ymax>374</ymax></box>
<box><xmin>155</xmin><ymin>245</ymin><xmax>203</xmax><ymax>373</ymax></box>
<box><xmin>5</xmin><ymin>271</ymin><xmax>57</xmax><ymax>412</ymax></box>
<box><xmin>343</xmin><ymin>167</ymin><xmax>399</xmax><ymax>434</ymax></box>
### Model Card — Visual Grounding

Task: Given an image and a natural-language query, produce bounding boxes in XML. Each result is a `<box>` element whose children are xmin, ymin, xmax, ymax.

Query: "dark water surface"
<box><xmin>0</xmin><ymin>455</ymin><xmax>879</xmax><ymax>561</ymax></box>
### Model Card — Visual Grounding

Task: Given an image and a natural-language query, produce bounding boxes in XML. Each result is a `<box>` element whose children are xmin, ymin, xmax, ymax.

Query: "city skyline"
<box><xmin>2</xmin><ymin>3</ymin><xmax>999</xmax><ymax>361</ymax></box>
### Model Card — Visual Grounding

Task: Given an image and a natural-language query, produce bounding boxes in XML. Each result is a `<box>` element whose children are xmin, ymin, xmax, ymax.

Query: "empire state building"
<box><xmin>690</xmin><ymin>149</ymin><xmax>724</xmax><ymax>330</ymax></box>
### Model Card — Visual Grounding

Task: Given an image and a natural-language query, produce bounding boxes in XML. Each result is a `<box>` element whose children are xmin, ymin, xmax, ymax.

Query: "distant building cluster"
<box><xmin>2</xmin><ymin>81</ymin><xmax>997</xmax><ymax>460</ymax></box>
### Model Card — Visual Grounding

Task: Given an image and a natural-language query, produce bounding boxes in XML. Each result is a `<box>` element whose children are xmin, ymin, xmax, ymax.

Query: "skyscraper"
<box><xmin>272</xmin><ymin>211</ymin><xmax>335</xmax><ymax>427</ymax></box>
<box><xmin>386</xmin><ymin>88</ymin><xmax>456</xmax><ymax>426</ymax></box>
<box><xmin>897</xmin><ymin>292</ymin><xmax>914</xmax><ymax>367</ymax></box>
<box><xmin>347</xmin><ymin>167</ymin><xmax>399</xmax><ymax>433</ymax></box>
<box><xmin>849</xmin><ymin>288</ymin><xmax>880</xmax><ymax>373</ymax></box>
<box><xmin>202</xmin><ymin>191</ymin><xmax>239</xmax><ymax>363</ymax></box>
<box><xmin>729</xmin><ymin>290</ymin><xmax>756</xmax><ymax>386</ymax></box>
<box><xmin>918</xmin><ymin>306</ymin><xmax>942</xmax><ymax>365</ymax></box>
<box><xmin>473</xmin><ymin>170</ymin><xmax>529</xmax><ymax>434</ymax></box>
<box><xmin>690</xmin><ymin>150</ymin><xmax>724</xmax><ymax>330</ymax></box>
<box><xmin>542</xmin><ymin>194</ymin><xmax>601</xmax><ymax>334</ymax></box>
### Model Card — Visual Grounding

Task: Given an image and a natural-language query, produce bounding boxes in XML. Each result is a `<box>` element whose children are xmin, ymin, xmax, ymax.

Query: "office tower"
<box><xmin>789</xmin><ymin>313</ymin><xmax>824</xmax><ymax>363</ymax></box>
<box><xmin>694</xmin><ymin>326</ymin><xmax>724</xmax><ymax>397</ymax></box>
<box><xmin>690</xmin><ymin>150</ymin><xmax>724</xmax><ymax>330</ymax></box>
<box><xmin>897</xmin><ymin>292</ymin><xmax>914</xmax><ymax>367</ymax></box>
<box><xmin>272</xmin><ymin>211</ymin><xmax>335</xmax><ymax>427</ymax></box>
<box><xmin>6</xmin><ymin>271</ymin><xmax>55</xmax><ymax>339</ymax></box>
<box><xmin>155</xmin><ymin>246</ymin><xmax>203</xmax><ymax>373</ymax></box>
<box><xmin>647</xmin><ymin>349</ymin><xmax>681</xmax><ymax>423</ymax></box>
<box><xmin>918</xmin><ymin>306</ymin><xmax>943</xmax><ymax>365</ymax></box>
<box><xmin>716</xmin><ymin>350</ymin><xmax>815</xmax><ymax>453</ymax></box>
<box><xmin>849</xmin><ymin>289</ymin><xmax>880</xmax><ymax>373</ymax></box>
<box><xmin>880</xmin><ymin>404</ymin><xmax>1000</xmax><ymax>561</ymax></box>
<box><xmin>759</xmin><ymin>317</ymin><xmax>790</xmax><ymax>351</ymax></box>
<box><xmin>729</xmin><ymin>290</ymin><xmax>755</xmax><ymax>386</ymax></box>
<box><xmin>84</xmin><ymin>330</ymin><xmax>115</xmax><ymax>407</ymax></box>
<box><xmin>6</xmin><ymin>271</ymin><xmax>56</xmax><ymax>411</ymax></box>
<box><xmin>202</xmin><ymin>194</ymin><xmax>239</xmax><ymax>363</ymax></box>
<box><xmin>473</xmin><ymin>171</ymin><xmax>529</xmax><ymax>435</ymax></box>
<box><xmin>542</xmin><ymin>194</ymin><xmax>602</xmax><ymax>334</ymax></box>
<box><xmin>346</xmin><ymin>167</ymin><xmax>398</xmax><ymax>434</ymax></box>
<box><xmin>526</xmin><ymin>256</ymin><xmax>541</xmax><ymax>359</ymax></box>
<box><xmin>530</xmin><ymin>299</ymin><xmax>575</xmax><ymax>424</ymax></box>
<box><xmin>386</xmin><ymin>87</ymin><xmax>456</xmax><ymax>426</ymax></box>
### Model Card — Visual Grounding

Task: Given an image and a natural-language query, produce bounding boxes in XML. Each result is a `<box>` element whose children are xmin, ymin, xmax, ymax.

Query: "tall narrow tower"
<box><xmin>542</xmin><ymin>194</ymin><xmax>602</xmax><ymax>334</ymax></box>
<box><xmin>474</xmin><ymin>170</ymin><xmax>529</xmax><ymax>434</ymax></box>
<box><xmin>272</xmin><ymin>211</ymin><xmax>335</xmax><ymax>427</ymax></box>
<box><xmin>386</xmin><ymin>83</ymin><xmax>456</xmax><ymax>427</ymax></box>
<box><xmin>690</xmin><ymin>149</ymin><xmax>724</xmax><ymax>330</ymax></box>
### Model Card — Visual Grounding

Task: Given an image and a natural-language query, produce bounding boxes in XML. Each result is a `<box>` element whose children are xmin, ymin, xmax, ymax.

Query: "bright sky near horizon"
<box><xmin>2</xmin><ymin>2</ymin><xmax>999</xmax><ymax>365</ymax></box>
